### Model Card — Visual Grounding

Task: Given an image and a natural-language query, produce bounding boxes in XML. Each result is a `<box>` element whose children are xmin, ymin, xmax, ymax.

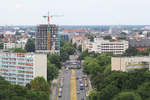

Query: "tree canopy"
<box><xmin>0</xmin><ymin>76</ymin><xmax>50</xmax><ymax>100</ymax></box>
<box><xmin>103</xmin><ymin>35</ymin><xmax>112</xmax><ymax>40</ymax></box>
<box><xmin>25</xmin><ymin>38</ymin><xmax>35</xmax><ymax>52</ymax></box>
<box><xmin>60</xmin><ymin>39</ymin><xmax>75</xmax><ymax>62</ymax></box>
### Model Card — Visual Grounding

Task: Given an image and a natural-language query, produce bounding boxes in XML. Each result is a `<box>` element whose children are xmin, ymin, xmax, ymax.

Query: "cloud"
<box><xmin>16</xmin><ymin>3</ymin><xmax>22</xmax><ymax>9</ymax></box>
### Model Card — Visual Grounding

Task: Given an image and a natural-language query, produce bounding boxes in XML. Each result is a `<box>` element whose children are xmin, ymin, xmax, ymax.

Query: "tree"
<box><xmin>99</xmin><ymin>83</ymin><xmax>120</xmax><ymax>100</ymax></box>
<box><xmin>78</xmin><ymin>49</ymin><xmax>89</xmax><ymax>60</ymax></box>
<box><xmin>0</xmin><ymin>76</ymin><xmax>49</xmax><ymax>100</ymax></box>
<box><xmin>0</xmin><ymin>34</ymin><xmax>4</xmax><ymax>39</ymax></box>
<box><xmin>88</xmin><ymin>89</ymin><xmax>99</xmax><ymax>100</ymax></box>
<box><xmin>0</xmin><ymin>43</ymin><xmax>3</xmax><ymax>49</ymax></box>
<box><xmin>25</xmin><ymin>39</ymin><xmax>35</xmax><ymax>52</ymax></box>
<box><xmin>60</xmin><ymin>38</ymin><xmax>75</xmax><ymax>62</ymax></box>
<box><xmin>13</xmin><ymin>48</ymin><xmax>27</xmax><ymax>53</ymax></box>
<box><xmin>30</xmin><ymin>77</ymin><xmax>50</xmax><ymax>94</ymax></box>
<box><xmin>47</xmin><ymin>63</ymin><xmax>59</xmax><ymax>81</ymax></box>
<box><xmin>15</xmin><ymin>31</ymin><xmax>21</xmax><ymax>35</ymax></box>
<box><xmin>103</xmin><ymin>35</ymin><xmax>112</xmax><ymax>40</ymax></box>
<box><xmin>124</xmin><ymin>47</ymin><xmax>138</xmax><ymax>56</ymax></box>
<box><xmin>78</xmin><ymin>45</ymin><xmax>82</xmax><ymax>52</ymax></box>
<box><xmin>113</xmin><ymin>91</ymin><xmax>142</xmax><ymax>100</ymax></box>
<box><xmin>27</xmin><ymin>90</ymin><xmax>49</xmax><ymax>100</ymax></box>
<box><xmin>48</xmin><ymin>54</ymin><xmax>61</xmax><ymax>69</ymax></box>
<box><xmin>137</xmin><ymin>82</ymin><xmax>150</xmax><ymax>100</ymax></box>
<box><xmin>85</xmin><ymin>34</ymin><xmax>94</xmax><ymax>42</ymax></box>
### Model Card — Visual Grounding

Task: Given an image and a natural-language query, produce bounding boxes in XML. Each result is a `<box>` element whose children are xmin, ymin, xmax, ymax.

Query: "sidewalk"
<box><xmin>50</xmin><ymin>79</ymin><xmax>58</xmax><ymax>100</ymax></box>
<box><xmin>50</xmin><ymin>70</ymin><xmax>62</xmax><ymax>100</ymax></box>
<box><xmin>87</xmin><ymin>77</ymin><xmax>93</xmax><ymax>95</ymax></box>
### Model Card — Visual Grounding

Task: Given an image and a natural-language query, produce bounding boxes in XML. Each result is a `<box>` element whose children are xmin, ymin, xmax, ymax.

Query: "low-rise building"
<box><xmin>111</xmin><ymin>56</ymin><xmax>150</xmax><ymax>72</ymax></box>
<box><xmin>0</xmin><ymin>52</ymin><xmax>47</xmax><ymax>85</ymax></box>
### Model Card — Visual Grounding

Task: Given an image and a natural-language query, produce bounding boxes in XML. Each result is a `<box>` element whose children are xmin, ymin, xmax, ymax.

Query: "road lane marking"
<box><xmin>70</xmin><ymin>69</ymin><xmax>77</xmax><ymax>100</ymax></box>
<box><xmin>71</xmin><ymin>69</ymin><xmax>76</xmax><ymax>76</ymax></box>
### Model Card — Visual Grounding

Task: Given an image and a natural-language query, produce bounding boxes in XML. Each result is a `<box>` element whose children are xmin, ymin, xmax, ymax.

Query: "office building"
<box><xmin>87</xmin><ymin>38</ymin><xmax>128</xmax><ymax>54</ymax></box>
<box><xmin>35</xmin><ymin>24</ymin><xmax>60</xmax><ymax>54</ymax></box>
<box><xmin>0</xmin><ymin>52</ymin><xmax>47</xmax><ymax>86</ymax></box>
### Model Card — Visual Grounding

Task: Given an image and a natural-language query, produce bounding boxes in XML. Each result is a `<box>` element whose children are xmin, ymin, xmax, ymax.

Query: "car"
<box><xmin>81</xmin><ymin>98</ymin><xmax>84</xmax><ymax>100</ymax></box>
<box><xmin>58</xmin><ymin>88</ymin><xmax>62</xmax><ymax>97</ymax></box>
<box><xmin>80</xmin><ymin>83</ymin><xmax>84</xmax><ymax>90</ymax></box>
<box><xmin>58</xmin><ymin>92</ymin><xmax>62</xmax><ymax>97</ymax></box>
<box><xmin>59</xmin><ymin>88</ymin><xmax>62</xmax><ymax>92</ymax></box>
<box><xmin>79</xmin><ymin>78</ymin><xmax>82</xmax><ymax>83</ymax></box>
<box><xmin>76</xmin><ymin>76</ymin><xmax>79</xmax><ymax>80</ymax></box>
<box><xmin>77</xmin><ymin>90</ymin><xmax>80</xmax><ymax>94</ymax></box>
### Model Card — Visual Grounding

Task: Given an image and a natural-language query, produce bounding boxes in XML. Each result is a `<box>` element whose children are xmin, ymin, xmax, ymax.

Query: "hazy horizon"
<box><xmin>1</xmin><ymin>0</ymin><xmax>150</xmax><ymax>25</ymax></box>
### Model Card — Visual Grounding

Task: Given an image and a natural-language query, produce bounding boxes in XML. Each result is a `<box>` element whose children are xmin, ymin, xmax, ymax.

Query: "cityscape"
<box><xmin>1</xmin><ymin>0</ymin><xmax>150</xmax><ymax>100</ymax></box>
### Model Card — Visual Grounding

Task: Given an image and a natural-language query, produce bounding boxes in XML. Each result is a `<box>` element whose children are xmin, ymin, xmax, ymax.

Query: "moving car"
<box><xmin>80</xmin><ymin>83</ymin><xmax>84</xmax><ymax>90</ymax></box>
<box><xmin>58</xmin><ymin>88</ymin><xmax>62</xmax><ymax>97</ymax></box>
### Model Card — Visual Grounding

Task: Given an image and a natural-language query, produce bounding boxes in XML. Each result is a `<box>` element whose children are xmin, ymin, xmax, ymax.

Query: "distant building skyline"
<box><xmin>0</xmin><ymin>0</ymin><xmax>150</xmax><ymax>25</ymax></box>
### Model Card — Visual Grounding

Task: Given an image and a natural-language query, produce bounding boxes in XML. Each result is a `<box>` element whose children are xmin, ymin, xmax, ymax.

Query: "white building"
<box><xmin>4</xmin><ymin>39</ymin><xmax>28</xmax><ymax>50</ymax></box>
<box><xmin>4</xmin><ymin>31</ymin><xmax>16</xmax><ymax>36</ymax></box>
<box><xmin>0</xmin><ymin>52</ymin><xmax>47</xmax><ymax>85</ymax></box>
<box><xmin>86</xmin><ymin>38</ymin><xmax>128</xmax><ymax>54</ymax></box>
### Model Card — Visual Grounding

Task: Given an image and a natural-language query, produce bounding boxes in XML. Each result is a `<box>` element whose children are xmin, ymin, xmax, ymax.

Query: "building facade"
<box><xmin>0</xmin><ymin>52</ymin><xmax>47</xmax><ymax>86</ymax></box>
<box><xmin>87</xmin><ymin>38</ymin><xmax>129</xmax><ymax>54</ymax></box>
<box><xmin>111</xmin><ymin>56</ymin><xmax>150</xmax><ymax>72</ymax></box>
<box><xmin>129</xmin><ymin>39</ymin><xmax>150</xmax><ymax>51</ymax></box>
<box><xmin>35</xmin><ymin>24</ymin><xmax>60</xmax><ymax>54</ymax></box>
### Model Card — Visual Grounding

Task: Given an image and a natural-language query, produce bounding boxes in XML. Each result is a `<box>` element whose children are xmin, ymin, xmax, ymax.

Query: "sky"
<box><xmin>0</xmin><ymin>0</ymin><xmax>150</xmax><ymax>25</ymax></box>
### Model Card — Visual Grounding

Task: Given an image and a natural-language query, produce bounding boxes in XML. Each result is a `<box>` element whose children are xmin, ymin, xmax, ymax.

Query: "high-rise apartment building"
<box><xmin>0</xmin><ymin>52</ymin><xmax>47</xmax><ymax>86</ymax></box>
<box><xmin>35</xmin><ymin>24</ymin><xmax>60</xmax><ymax>54</ymax></box>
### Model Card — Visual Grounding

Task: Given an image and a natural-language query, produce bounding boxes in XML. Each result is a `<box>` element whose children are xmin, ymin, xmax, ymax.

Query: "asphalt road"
<box><xmin>58</xmin><ymin>69</ymin><xmax>87</xmax><ymax>100</ymax></box>
<box><xmin>58</xmin><ymin>55</ymin><xmax>87</xmax><ymax>100</ymax></box>
<box><xmin>76</xmin><ymin>69</ymin><xmax>86</xmax><ymax>100</ymax></box>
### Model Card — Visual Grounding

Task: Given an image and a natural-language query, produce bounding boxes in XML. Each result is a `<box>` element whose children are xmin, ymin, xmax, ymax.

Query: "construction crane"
<box><xmin>43</xmin><ymin>12</ymin><xmax>63</xmax><ymax>53</ymax></box>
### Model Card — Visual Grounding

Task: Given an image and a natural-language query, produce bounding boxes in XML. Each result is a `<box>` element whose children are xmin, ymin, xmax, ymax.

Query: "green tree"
<box><xmin>85</xmin><ymin>34</ymin><xmax>94</xmax><ymax>42</ymax></box>
<box><xmin>60</xmin><ymin>38</ymin><xmax>75</xmax><ymax>62</ymax></box>
<box><xmin>88</xmin><ymin>89</ymin><xmax>99</xmax><ymax>100</ymax></box>
<box><xmin>137</xmin><ymin>82</ymin><xmax>150</xmax><ymax>100</ymax></box>
<box><xmin>113</xmin><ymin>91</ymin><xmax>142</xmax><ymax>100</ymax></box>
<box><xmin>47</xmin><ymin>63</ymin><xmax>59</xmax><ymax>81</ymax></box>
<box><xmin>103</xmin><ymin>35</ymin><xmax>112</xmax><ymax>40</ymax></box>
<box><xmin>30</xmin><ymin>77</ymin><xmax>50</xmax><ymax>94</ymax></box>
<box><xmin>48</xmin><ymin>54</ymin><xmax>61</xmax><ymax>69</ymax></box>
<box><xmin>99</xmin><ymin>83</ymin><xmax>120</xmax><ymax>100</ymax></box>
<box><xmin>25</xmin><ymin>39</ymin><xmax>35</xmax><ymax>52</ymax></box>
<box><xmin>15</xmin><ymin>31</ymin><xmax>21</xmax><ymax>35</ymax></box>
<box><xmin>0</xmin><ymin>43</ymin><xmax>3</xmax><ymax>49</ymax></box>
<box><xmin>0</xmin><ymin>34</ymin><xmax>4</xmax><ymax>39</ymax></box>
<box><xmin>78</xmin><ymin>45</ymin><xmax>82</xmax><ymax>52</ymax></box>
<box><xmin>27</xmin><ymin>90</ymin><xmax>49</xmax><ymax>100</ymax></box>
<box><xmin>124</xmin><ymin>47</ymin><xmax>138</xmax><ymax>56</ymax></box>
<box><xmin>78</xmin><ymin>49</ymin><xmax>89</xmax><ymax>60</ymax></box>
<box><xmin>12</xmin><ymin>48</ymin><xmax>27</xmax><ymax>53</ymax></box>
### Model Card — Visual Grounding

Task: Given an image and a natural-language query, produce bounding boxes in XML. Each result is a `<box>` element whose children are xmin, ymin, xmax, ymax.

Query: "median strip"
<box><xmin>70</xmin><ymin>69</ymin><xmax>77</xmax><ymax>100</ymax></box>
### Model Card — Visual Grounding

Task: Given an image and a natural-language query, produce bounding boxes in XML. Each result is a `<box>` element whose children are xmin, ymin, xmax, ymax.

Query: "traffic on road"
<box><xmin>58</xmin><ymin>55</ymin><xmax>88</xmax><ymax>100</ymax></box>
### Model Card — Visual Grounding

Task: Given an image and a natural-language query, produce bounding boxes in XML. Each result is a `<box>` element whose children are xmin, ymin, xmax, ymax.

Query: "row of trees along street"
<box><xmin>78</xmin><ymin>48</ymin><xmax>150</xmax><ymax>100</ymax></box>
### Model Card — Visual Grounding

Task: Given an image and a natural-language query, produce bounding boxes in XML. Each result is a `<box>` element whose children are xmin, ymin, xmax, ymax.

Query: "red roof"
<box><xmin>62</xmin><ymin>29</ymin><xmax>86</xmax><ymax>33</ymax></box>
